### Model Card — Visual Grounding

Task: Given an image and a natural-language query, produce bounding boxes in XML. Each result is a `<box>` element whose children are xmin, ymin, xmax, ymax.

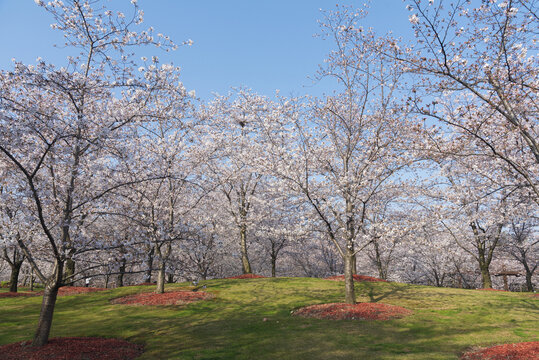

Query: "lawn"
<box><xmin>0</xmin><ymin>278</ymin><xmax>537</xmax><ymax>359</ymax></box>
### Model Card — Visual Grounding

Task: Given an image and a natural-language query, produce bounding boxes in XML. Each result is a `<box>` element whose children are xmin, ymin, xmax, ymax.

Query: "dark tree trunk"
<box><xmin>522</xmin><ymin>261</ymin><xmax>535</xmax><ymax>292</ymax></box>
<box><xmin>30</xmin><ymin>269</ymin><xmax>34</xmax><ymax>292</ymax></box>
<box><xmin>525</xmin><ymin>272</ymin><xmax>534</xmax><ymax>292</ymax></box>
<box><xmin>270</xmin><ymin>242</ymin><xmax>277</xmax><ymax>277</ymax></box>
<box><xmin>167</xmin><ymin>273</ymin><xmax>174</xmax><ymax>284</ymax></box>
<box><xmin>143</xmin><ymin>246</ymin><xmax>155</xmax><ymax>283</ymax></box>
<box><xmin>117</xmin><ymin>258</ymin><xmax>126</xmax><ymax>287</ymax></box>
<box><xmin>9</xmin><ymin>260</ymin><xmax>24</xmax><ymax>293</ymax></box>
<box><xmin>32</xmin><ymin>260</ymin><xmax>63</xmax><ymax>347</ymax></box>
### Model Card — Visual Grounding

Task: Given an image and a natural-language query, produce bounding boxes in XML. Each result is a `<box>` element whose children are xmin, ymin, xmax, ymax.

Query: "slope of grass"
<box><xmin>0</xmin><ymin>278</ymin><xmax>537</xmax><ymax>359</ymax></box>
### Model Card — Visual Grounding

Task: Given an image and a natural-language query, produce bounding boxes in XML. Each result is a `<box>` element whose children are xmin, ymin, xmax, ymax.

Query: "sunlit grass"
<box><xmin>1</xmin><ymin>278</ymin><xmax>537</xmax><ymax>359</ymax></box>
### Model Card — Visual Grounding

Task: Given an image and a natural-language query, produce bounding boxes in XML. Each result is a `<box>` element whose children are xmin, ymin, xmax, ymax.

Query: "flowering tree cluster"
<box><xmin>0</xmin><ymin>0</ymin><xmax>536</xmax><ymax>348</ymax></box>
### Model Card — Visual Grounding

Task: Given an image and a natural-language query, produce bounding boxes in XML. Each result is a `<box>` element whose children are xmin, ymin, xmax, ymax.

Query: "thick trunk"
<box><xmin>344</xmin><ymin>252</ymin><xmax>356</xmax><ymax>304</ymax></box>
<box><xmin>480</xmin><ymin>264</ymin><xmax>493</xmax><ymax>288</ymax></box>
<box><xmin>167</xmin><ymin>273</ymin><xmax>174</xmax><ymax>284</ymax></box>
<box><xmin>240</xmin><ymin>224</ymin><xmax>252</xmax><ymax>274</ymax></box>
<box><xmin>271</xmin><ymin>256</ymin><xmax>276</xmax><ymax>277</ymax></box>
<box><xmin>9</xmin><ymin>260</ymin><xmax>23</xmax><ymax>293</ymax></box>
<box><xmin>351</xmin><ymin>253</ymin><xmax>357</xmax><ymax>275</ymax></box>
<box><xmin>155</xmin><ymin>261</ymin><xmax>166</xmax><ymax>294</ymax></box>
<box><xmin>32</xmin><ymin>260</ymin><xmax>63</xmax><ymax>347</ymax></box>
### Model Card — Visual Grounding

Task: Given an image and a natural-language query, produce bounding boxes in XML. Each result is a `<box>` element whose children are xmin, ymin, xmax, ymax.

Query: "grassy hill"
<box><xmin>0</xmin><ymin>277</ymin><xmax>537</xmax><ymax>359</ymax></box>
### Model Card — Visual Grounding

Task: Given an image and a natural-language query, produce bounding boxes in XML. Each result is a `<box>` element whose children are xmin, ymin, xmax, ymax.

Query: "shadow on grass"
<box><xmin>360</xmin><ymin>282</ymin><xmax>408</xmax><ymax>303</ymax></box>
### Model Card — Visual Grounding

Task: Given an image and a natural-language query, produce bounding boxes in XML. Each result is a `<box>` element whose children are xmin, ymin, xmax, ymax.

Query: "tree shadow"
<box><xmin>360</xmin><ymin>282</ymin><xmax>407</xmax><ymax>303</ymax></box>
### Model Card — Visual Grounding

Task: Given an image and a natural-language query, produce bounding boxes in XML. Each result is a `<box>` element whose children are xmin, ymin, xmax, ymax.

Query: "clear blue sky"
<box><xmin>0</xmin><ymin>0</ymin><xmax>413</xmax><ymax>100</ymax></box>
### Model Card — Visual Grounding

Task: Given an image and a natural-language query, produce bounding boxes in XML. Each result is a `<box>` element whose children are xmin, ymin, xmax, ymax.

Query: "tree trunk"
<box><xmin>9</xmin><ymin>260</ymin><xmax>23</xmax><ymax>293</ymax></box>
<box><xmin>525</xmin><ymin>271</ymin><xmax>534</xmax><ymax>292</ymax></box>
<box><xmin>351</xmin><ymin>253</ymin><xmax>357</xmax><ymax>275</ymax></box>
<box><xmin>63</xmin><ymin>258</ymin><xmax>75</xmax><ymax>285</ymax></box>
<box><xmin>167</xmin><ymin>273</ymin><xmax>174</xmax><ymax>283</ymax></box>
<box><xmin>155</xmin><ymin>261</ymin><xmax>166</xmax><ymax>294</ymax></box>
<box><xmin>271</xmin><ymin>255</ymin><xmax>277</xmax><ymax>277</ymax></box>
<box><xmin>117</xmin><ymin>259</ymin><xmax>126</xmax><ymax>287</ymax></box>
<box><xmin>32</xmin><ymin>260</ymin><xmax>63</xmax><ymax>347</ymax></box>
<box><xmin>373</xmin><ymin>239</ymin><xmax>387</xmax><ymax>280</ymax></box>
<box><xmin>240</xmin><ymin>223</ymin><xmax>252</xmax><ymax>274</ymax></box>
<box><xmin>30</xmin><ymin>268</ymin><xmax>35</xmax><ymax>292</ymax></box>
<box><xmin>143</xmin><ymin>247</ymin><xmax>154</xmax><ymax>283</ymax></box>
<box><xmin>480</xmin><ymin>264</ymin><xmax>493</xmax><ymax>288</ymax></box>
<box><xmin>344</xmin><ymin>251</ymin><xmax>356</xmax><ymax>304</ymax></box>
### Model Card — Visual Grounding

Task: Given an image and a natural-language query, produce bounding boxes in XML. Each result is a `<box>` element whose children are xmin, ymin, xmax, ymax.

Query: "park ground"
<box><xmin>0</xmin><ymin>277</ymin><xmax>537</xmax><ymax>359</ymax></box>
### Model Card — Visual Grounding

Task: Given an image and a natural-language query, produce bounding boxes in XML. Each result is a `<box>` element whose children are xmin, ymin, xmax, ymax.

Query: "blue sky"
<box><xmin>0</xmin><ymin>0</ymin><xmax>413</xmax><ymax>100</ymax></box>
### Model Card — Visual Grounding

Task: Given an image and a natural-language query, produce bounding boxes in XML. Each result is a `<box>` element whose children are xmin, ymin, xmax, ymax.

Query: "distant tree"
<box><xmin>502</xmin><ymin>214</ymin><xmax>538</xmax><ymax>291</ymax></box>
<box><xmin>201</xmin><ymin>91</ymin><xmax>279</xmax><ymax>274</ymax></box>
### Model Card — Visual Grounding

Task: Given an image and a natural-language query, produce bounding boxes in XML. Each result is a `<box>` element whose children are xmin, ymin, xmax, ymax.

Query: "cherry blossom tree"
<box><xmin>501</xmin><ymin>209</ymin><xmax>538</xmax><ymax>291</ymax></box>
<box><xmin>403</xmin><ymin>0</ymin><xmax>538</xmax><ymax>204</ymax></box>
<box><xmin>200</xmin><ymin>91</ymin><xmax>279</xmax><ymax>275</ymax></box>
<box><xmin>267</xmin><ymin>6</ymin><xmax>419</xmax><ymax>304</ymax></box>
<box><xmin>0</xmin><ymin>0</ymin><xmax>189</xmax><ymax>346</ymax></box>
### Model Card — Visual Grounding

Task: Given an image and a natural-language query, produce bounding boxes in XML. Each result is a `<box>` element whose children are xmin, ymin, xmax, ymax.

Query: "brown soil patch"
<box><xmin>225</xmin><ymin>274</ymin><xmax>266</xmax><ymax>279</ymax></box>
<box><xmin>111</xmin><ymin>290</ymin><xmax>212</xmax><ymax>306</ymax></box>
<box><xmin>325</xmin><ymin>274</ymin><xmax>388</xmax><ymax>282</ymax></box>
<box><xmin>461</xmin><ymin>341</ymin><xmax>539</xmax><ymax>360</ymax></box>
<box><xmin>292</xmin><ymin>302</ymin><xmax>412</xmax><ymax>320</ymax></box>
<box><xmin>0</xmin><ymin>337</ymin><xmax>143</xmax><ymax>360</ymax></box>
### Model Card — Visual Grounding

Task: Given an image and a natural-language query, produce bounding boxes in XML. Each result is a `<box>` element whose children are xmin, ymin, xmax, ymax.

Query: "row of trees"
<box><xmin>0</xmin><ymin>0</ymin><xmax>536</xmax><ymax>348</ymax></box>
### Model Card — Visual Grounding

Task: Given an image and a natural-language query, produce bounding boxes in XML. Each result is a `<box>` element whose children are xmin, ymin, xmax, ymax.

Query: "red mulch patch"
<box><xmin>225</xmin><ymin>274</ymin><xmax>266</xmax><ymax>279</ymax></box>
<box><xmin>0</xmin><ymin>337</ymin><xmax>143</xmax><ymax>360</ymax></box>
<box><xmin>57</xmin><ymin>287</ymin><xmax>107</xmax><ymax>295</ymax></box>
<box><xmin>0</xmin><ymin>287</ymin><xmax>106</xmax><ymax>299</ymax></box>
<box><xmin>461</xmin><ymin>341</ymin><xmax>539</xmax><ymax>360</ymax></box>
<box><xmin>0</xmin><ymin>292</ymin><xmax>39</xmax><ymax>298</ymax></box>
<box><xmin>111</xmin><ymin>290</ymin><xmax>213</xmax><ymax>306</ymax></box>
<box><xmin>292</xmin><ymin>302</ymin><xmax>412</xmax><ymax>320</ymax></box>
<box><xmin>325</xmin><ymin>275</ymin><xmax>388</xmax><ymax>283</ymax></box>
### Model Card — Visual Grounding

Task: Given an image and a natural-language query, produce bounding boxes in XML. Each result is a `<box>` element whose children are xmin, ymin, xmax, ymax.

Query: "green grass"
<box><xmin>0</xmin><ymin>278</ymin><xmax>537</xmax><ymax>359</ymax></box>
